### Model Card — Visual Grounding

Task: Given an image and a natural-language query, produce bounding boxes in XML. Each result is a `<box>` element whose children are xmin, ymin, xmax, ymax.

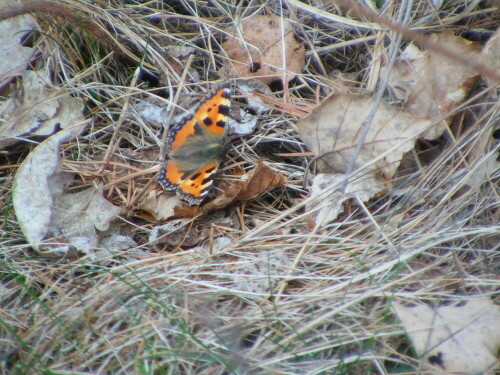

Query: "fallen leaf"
<box><xmin>174</xmin><ymin>161</ymin><xmax>286</xmax><ymax>217</ymax></box>
<box><xmin>149</xmin><ymin>217</ymin><xmax>235</xmax><ymax>250</ymax></box>
<box><xmin>297</xmin><ymin>94</ymin><xmax>432</xmax><ymax>181</ymax></box>
<box><xmin>393</xmin><ymin>298</ymin><xmax>500</xmax><ymax>375</ymax></box>
<box><xmin>0</xmin><ymin>14</ymin><xmax>36</xmax><ymax>89</ymax></box>
<box><xmin>234</xmin><ymin>160</ymin><xmax>286</xmax><ymax>201</ymax></box>
<box><xmin>48</xmin><ymin>184</ymin><xmax>121</xmax><ymax>256</ymax></box>
<box><xmin>461</xmin><ymin>124</ymin><xmax>500</xmax><ymax>190</ymax></box>
<box><xmin>191</xmin><ymin>236</ymin><xmax>232</xmax><ymax>255</ymax></box>
<box><xmin>306</xmin><ymin>173</ymin><xmax>386</xmax><ymax>227</ymax></box>
<box><xmin>480</xmin><ymin>27</ymin><xmax>500</xmax><ymax>88</ymax></box>
<box><xmin>136</xmin><ymin>96</ymin><xmax>250</xmax><ymax>138</ymax></box>
<box><xmin>218</xmin><ymin>15</ymin><xmax>305</xmax><ymax>85</ymax></box>
<box><xmin>138</xmin><ymin>190</ymin><xmax>178</xmax><ymax>221</ymax></box>
<box><xmin>134</xmin><ymin>100</ymin><xmax>169</xmax><ymax>129</ymax></box>
<box><xmin>382</xmin><ymin>31</ymin><xmax>481</xmax><ymax>139</ymax></box>
<box><xmin>163</xmin><ymin>45</ymin><xmax>195</xmax><ymax>59</ymax></box>
<box><xmin>229</xmin><ymin>107</ymin><xmax>259</xmax><ymax>136</ymax></box>
<box><xmin>0</xmin><ymin>69</ymin><xmax>86</xmax><ymax>149</ymax></box>
<box><xmin>12</xmin><ymin>116</ymin><xmax>89</xmax><ymax>251</ymax></box>
<box><xmin>226</xmin><ymin>82</ymin><xmax>271</xmax><ymax>136</ymax></box>
<box><xmin>237</xmin><ymin>79</ymin><xmax>275</xmax><ymax>115</ymax></box>
<box><xmin>101</xmin><ymin>234</ymin><xmax>137</xmax><ymax>251</ymax></box>
<box><xmin>149</xmin><ymin>219</ymin><xmax>209</xmax><ymax>249</ymax></box>
<box><xmin>223</xmin><ymin>251</ymin><xmax>293</xmax><ymax>294</ymax></box>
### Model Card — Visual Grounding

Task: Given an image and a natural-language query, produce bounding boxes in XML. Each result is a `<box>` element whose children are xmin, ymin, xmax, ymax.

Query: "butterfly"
<box><xmin>157</xmin><ymin>83</ymin><xmax>231</xmax><ymax>205</ymax></box>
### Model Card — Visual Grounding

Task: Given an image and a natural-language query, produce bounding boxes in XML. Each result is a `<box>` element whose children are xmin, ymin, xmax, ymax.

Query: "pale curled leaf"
<box><xmin>0</xmin><ymin>70</ymin><xmax>85</xmax><ymax>149</ymax></box>
<box><xmin>135</xmin><ymin>98</ymin><xmax>251</xmax><ymax>136</ymax></box>
<box><xmin>138</xmin><ymin>190</ymin><xmax>178</xmax><ymax>221</ymax></box>
<box><xmin>461</xmin><ymin>126</ymin><xmax>500</xmax><ymax>190</ymax></box>
<box><xmin>229</xmin><ymin>107</ymin><xmax>259</xmax><ymax>136</ymax></box>
<box><xmin>12</xmin><ymin>119</ymin><xmax>87</xmax><ymax>250</ymax></box>
<box><xmin>163</xmin><ymin>45</ymin><xmax>195</xmax><ymax>59</ymax></box>
<box><xmin>101</xmin><ymin>234</ymin><xmax>137</xmax><ymax>251</ymax></box>
<box><xmin>134</xmin><ymin>100</ymin><xmax>169</xmax><ymax>129</ymax></box>
<box><xmin>306</xmin><ymin>173</ymin><xmax>386</xmax><ymax>226</ymax></box>
<box><xmin>223</xmin><ymin>251</ymin><xmax>293</xmax><ymax>294</ymax></box>
<box><xmin>393</xmin><ymin>299</ymin><xmax>500</xmax><ymax>374</ymax></box>
<box><xmin>0</xmin><ymin>14</ymin><xmax>36</xmax><ymax>88</ymax></box>
<box><xmin>236</xmin><ymin>80</ymin><xmax>275</xmax><ymax>115</ymax></box>
<box><xmin>191</xmin><ymin>236</ymin><xmax>232</xmax><ymax>256</ymax></box>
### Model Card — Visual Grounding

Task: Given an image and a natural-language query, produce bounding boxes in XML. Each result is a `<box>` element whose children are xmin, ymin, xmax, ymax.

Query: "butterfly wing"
<box><xmin>193</xmin><ymin>83</ymin><xmax>231</xmax><ymax>141</ymax></box>
<box><xmin>166</xmin><ymin>83</ymin><xmax>231</xmax><ymax>155</ymax></box>
<box><xmin>157</xmin><ymin>84</ymin><xmax>231</xmax><ymax>205</ymax></box>
<box><xmin>176</xmin><ymin>161</ymin><xmax>220</xmax><ymax>205</ymax></box>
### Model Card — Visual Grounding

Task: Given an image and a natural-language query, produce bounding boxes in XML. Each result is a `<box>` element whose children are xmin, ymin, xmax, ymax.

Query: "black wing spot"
<box><xmin>219</xmin><ymin>104</ymin><xmax>230</xmax><ymax>116</ymax></box>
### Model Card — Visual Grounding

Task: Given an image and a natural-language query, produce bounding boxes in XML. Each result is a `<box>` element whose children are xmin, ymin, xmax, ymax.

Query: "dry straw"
<box><xmin>1</xmin><ymin>0</ymin><xmax>498</xmax><ymax>374</ymax></box>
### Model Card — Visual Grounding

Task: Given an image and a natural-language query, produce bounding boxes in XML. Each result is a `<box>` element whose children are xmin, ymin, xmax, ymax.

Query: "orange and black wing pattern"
<box><xmin>157</xmin><ymin>83</ymin><xmax>231</xmax><ymax>205</ymax></box>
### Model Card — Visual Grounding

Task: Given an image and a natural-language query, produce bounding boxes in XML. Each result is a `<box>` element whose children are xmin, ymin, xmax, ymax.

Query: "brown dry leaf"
<box><xmin>218</xmin><ymin>15</ymin><xmax>305</xmax><ymax>85</ymax></box>
<box><xmin>174</xmin><ymin>161</ymin><xmax>286</xmax><ymax>218</ymax></box>
<box><xmin>298</xmin><ymin>94</ymin><xmax>432</xmax><ymax>181</ymax></box>
<box><xmin>241</xmin><ymin>161</ymin><xmax>287</xmax><ymax>200</ymax></box>
<box><xmin>393</xmin><ymin>299</ymin><xmax>500</xmax><ymax>375</ymax></box>
<box><xmin>382</xmin><ymin>31</ymin><xmax>481</xmax><ymax>139</ymax></box>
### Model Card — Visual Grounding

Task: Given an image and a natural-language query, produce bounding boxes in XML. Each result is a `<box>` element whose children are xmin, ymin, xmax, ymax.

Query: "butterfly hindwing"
<box><xmin>177</xmin><ymin>161</ymin><xmax>219</xmax><ymax>205</ymax></box>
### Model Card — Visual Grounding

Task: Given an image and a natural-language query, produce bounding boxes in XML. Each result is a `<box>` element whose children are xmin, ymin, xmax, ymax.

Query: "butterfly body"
<box><xmin>157</xmin><ymin>84</ymin><xmax>231</xmax><ymax>205</ymax></box>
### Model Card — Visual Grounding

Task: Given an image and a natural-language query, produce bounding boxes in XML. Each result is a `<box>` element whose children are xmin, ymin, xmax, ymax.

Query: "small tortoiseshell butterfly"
<box><xmin>157</xmin><ymin>83</ymin><xmax>231</xmax><ymax>205</ymax></box>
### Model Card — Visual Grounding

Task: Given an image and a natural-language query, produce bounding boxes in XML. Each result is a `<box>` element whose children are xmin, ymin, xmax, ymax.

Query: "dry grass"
<box><xmin>1</xmin><ymin>0</ymin><xmax>499</xmax><ymax>374</ymax></box>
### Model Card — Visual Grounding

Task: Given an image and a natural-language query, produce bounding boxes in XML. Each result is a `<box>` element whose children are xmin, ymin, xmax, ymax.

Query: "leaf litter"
<box><xmin>218</xmin><ymin>14</ymin><xmax>306</xmax><ymax>86</ymax></box>
<box><xmin>0</xmin><ymin>14</ymin><xmax>36</xmax><ymax>89</ymax></box>
<box><xmin>393</xmin><ymin>298</ymin><xmax>500</xmax><ymax>375</ymax></box>
<box><xmin>1</xmin><ymin>2</ymin><xmax>499</xmax><ymax>374</ymax></box>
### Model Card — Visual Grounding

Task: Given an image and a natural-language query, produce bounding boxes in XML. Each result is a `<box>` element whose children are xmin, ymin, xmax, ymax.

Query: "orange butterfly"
<box><xmin>157</xmin><ymin>84</ymin><xmax>231</xmax><ymax>205</ymax></box>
